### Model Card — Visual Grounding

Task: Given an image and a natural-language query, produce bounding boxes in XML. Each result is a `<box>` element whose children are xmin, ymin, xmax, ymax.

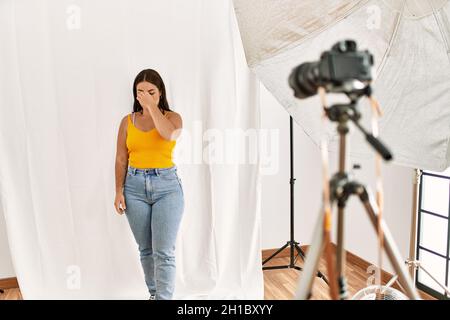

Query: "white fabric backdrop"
<box><xmin>0</xmin><ymin>0</ymin><xmax>263</xmax><ymax>299</ymax></box>
<box><xmin>233</xmin><ymin>0</ymin><xmax>450</xmax><ymax>172</ymax></box>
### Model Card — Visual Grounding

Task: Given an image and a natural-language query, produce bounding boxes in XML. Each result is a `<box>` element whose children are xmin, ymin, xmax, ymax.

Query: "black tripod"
<box><xmin>262</xmin><ymin>117</ymin><xmax>328</xmax><ymax>285</ymax></box>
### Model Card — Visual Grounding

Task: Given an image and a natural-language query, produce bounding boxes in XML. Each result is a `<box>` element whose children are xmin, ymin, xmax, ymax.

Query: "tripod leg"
<box><xmin>360</xmin><ymin>191</ymin><xmax>420</xmax><ymax>300</ymax></box>
<box><xmin>295</xmin><ymin>243</ymin><xmax>329</xmax><ymax>284</ymax></box>
<box><xmin>336</xmin><ymin>206</ymin><xmax>348</xmax><ymax>299</ymax></box>
<box><xmin>294</xmin><ymin>243</ymin><xmax>306</xmax><ymax>260</ymax></box>
<box><xmin>262</xmin><ymin>242</ymin><xmax>289</xmax><ymax>266</ymax></box>
<box><xmin>295</xmin><ymin>208</ymin><xmax>327</xmax><ymax>300</ymax></box>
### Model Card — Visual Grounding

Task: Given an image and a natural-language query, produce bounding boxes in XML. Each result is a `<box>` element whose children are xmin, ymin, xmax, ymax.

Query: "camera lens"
<box><xmin>289</xmin><ymin>62</ymin><xmax>320</xmax><ymax>99</ymax></box>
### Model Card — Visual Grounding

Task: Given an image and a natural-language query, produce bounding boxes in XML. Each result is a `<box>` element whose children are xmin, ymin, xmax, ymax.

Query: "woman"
<box><xmin>114</xmin><ymin>69</ymin><xmax>184</xmax><ymax>300</ymax></box>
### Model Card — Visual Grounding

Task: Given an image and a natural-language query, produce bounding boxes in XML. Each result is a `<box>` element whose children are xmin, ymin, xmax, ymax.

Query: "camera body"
<box><xmin>289</xmin><ymin>40</ymin><xmax>374</xmax><ymax>99</ymax></box>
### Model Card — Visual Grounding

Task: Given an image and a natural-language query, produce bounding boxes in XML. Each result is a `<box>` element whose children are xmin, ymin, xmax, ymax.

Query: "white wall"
<box><xmin>260</xmin><ymin>83</ymin><xmax>414</xmax><ymax>274</ymax></box>
<box><xmin>0</xmin><ymin>205</ymin><xmax>15</xmax><ymax>279</ymax></box>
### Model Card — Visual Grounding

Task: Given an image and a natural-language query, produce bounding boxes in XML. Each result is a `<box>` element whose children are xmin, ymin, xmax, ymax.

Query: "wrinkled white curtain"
<box><xmin>0</xmin><ymin>0</ymin><xmax>263</xmax><ymax>299</ymax></box>
<box><xmin>233</xmin><ymin>0</ymin><xmax>450</xmax><ymax>172</ymax></box>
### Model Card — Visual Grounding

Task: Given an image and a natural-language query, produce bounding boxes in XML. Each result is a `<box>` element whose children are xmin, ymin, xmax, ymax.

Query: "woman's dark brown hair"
<box><xmin>132</xmin><ymin>69</ymin><xmax>172</xmax><ymax>115</ymax></box>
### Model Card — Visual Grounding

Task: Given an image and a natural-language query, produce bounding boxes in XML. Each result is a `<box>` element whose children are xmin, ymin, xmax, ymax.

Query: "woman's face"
<box><xmin>136</xmin><ymin>81</ymin><xmax>161</xmax><ymax>105</ymax></box>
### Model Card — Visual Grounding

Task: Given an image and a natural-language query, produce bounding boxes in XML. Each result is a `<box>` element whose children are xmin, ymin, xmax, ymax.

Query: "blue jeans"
<box><xmin>124</xmin><ymin>165</ymin><xmax>184</xmax><ymax>300</ymax></box>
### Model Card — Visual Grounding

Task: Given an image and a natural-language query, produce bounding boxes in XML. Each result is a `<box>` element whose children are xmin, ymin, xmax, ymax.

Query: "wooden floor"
<box><xmin>0</xmin><ymin>288</ymin><xmax>22</xmax><ymax>300</ymax></box>
<box><xmin>264</xmin><ymin>256</ymin><xmax>374</xmax><ymax>299</ymax></box>
<box><xmin>264</xmin><ymin>256</ymin><xmax>434</xmax><ymax>300</ymax></box>
<box><xmin>0</xmin><ymin>256</ymin><xmax>433</xmax><ymax>300</ymax></box>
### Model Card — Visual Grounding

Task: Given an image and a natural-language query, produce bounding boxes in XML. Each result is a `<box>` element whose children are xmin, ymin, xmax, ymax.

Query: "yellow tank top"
<box><xmin>126</xmin><ymin>113</ymin><xmax>176</xmax><ymax>168</ymax></box>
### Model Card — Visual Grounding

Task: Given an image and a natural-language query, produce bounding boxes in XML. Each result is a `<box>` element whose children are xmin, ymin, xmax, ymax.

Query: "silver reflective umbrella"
<box><xmin>233</xmin><ymin>0</ymin><xmax>450</xmax><ymax>171</ymax></box>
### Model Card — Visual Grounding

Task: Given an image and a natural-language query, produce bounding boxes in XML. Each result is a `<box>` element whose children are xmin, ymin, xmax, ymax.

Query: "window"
<box><xmin>416</xmin><ymin>168</ymin><xmax>450</xmax><ymax>299</ymax></box>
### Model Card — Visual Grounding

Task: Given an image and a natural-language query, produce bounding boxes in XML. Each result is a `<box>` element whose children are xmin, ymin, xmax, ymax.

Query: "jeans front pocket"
<box><xmin>124</xmin><ymin>172</ymin><xmax>145</xmax><ymax>195</ymax></box>
<box><xmin>159</xmin><ymin>171</ymin><xmax>178</xmax><ymax>181</ymax></box>
<box><xmin>125</xmin><ymin>171</ymin><xmax>134</xmax><ymax>184</ymax></box>
<box><xmin>177</xmin><ymin>176</ymin><xmax>184</xmax><ymax>197</ymax></box>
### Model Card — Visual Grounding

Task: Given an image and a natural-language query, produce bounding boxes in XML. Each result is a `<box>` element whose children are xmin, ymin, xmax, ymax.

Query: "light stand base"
<box><xmin>262</xmin><ymin>240</ymin><xmax>329</xmax><ymax>284</ymax></box>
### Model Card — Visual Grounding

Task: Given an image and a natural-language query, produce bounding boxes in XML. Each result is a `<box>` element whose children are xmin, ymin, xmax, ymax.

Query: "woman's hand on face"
<box><xmin>114</xmin><ymin>192</ymin><xmax>127</xmax><ymax>215</ymax></box>
<box><xmin>137</xmin><ymin>91</ymin><xmax>158</xmax><ymax>111</ymax></box>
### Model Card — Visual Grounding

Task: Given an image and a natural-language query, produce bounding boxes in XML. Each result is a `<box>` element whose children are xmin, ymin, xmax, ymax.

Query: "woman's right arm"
<box><xmin>114</xmin><ymin>115</ymin><xmax>129</xmax><ymax>214</ymax></box>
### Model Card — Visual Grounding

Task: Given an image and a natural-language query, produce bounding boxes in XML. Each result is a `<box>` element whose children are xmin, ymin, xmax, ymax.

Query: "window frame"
<box><xmin>416</xmin><ymin>170</ymin><xmax>450</xmax><ymax>300</ymax></box>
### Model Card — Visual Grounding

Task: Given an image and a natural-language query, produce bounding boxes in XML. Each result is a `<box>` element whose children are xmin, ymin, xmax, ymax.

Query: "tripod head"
<box><xmin>323</xmin><ymin>90</ymin><xmax>393</xmax><ymax>162</ymax></box>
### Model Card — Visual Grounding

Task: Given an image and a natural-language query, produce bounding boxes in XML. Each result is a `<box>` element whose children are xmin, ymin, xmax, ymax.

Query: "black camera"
<box><xmin>289</xmin><ymin>40</ymin><xmax>374</xmax><ymax>99</ymax></box>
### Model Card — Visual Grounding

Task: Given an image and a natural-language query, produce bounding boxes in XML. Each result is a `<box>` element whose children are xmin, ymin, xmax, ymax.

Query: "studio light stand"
<box><xmin>262</xmin><ymin>116</ymin><xmax>328</xmax><ymax>286</ymax></box>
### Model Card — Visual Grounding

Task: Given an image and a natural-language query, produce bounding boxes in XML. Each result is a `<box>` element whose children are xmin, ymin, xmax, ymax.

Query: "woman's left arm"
<box><xmin>148</xmin><ymin>104</ymin><xmax>183</xmax><ymax>141</ymax></box>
